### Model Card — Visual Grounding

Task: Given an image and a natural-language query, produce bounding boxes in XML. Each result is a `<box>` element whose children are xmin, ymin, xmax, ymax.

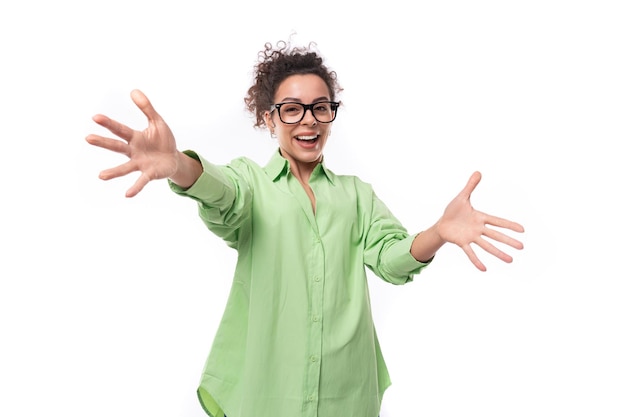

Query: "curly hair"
<box><xmin>244</xmin><ymin>40</ymin><xmax>342</xmax><ymax>129</ymax></box>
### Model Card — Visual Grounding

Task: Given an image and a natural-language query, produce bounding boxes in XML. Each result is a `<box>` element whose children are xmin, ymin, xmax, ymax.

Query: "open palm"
<box><xmin>437</xmin><ymin>171</ymin><xmax>525</xmax><ymax>271</ymax></box>
<box><xmin>86</xmin><ymin>90</ymin><xmax>179</xmax><ymax>197</ymax></box>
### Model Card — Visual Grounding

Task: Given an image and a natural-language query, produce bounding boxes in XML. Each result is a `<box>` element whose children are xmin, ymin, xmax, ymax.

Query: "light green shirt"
<box><xmin>170</xmin><ymin>150</ymin><xmax>430</xmax><ymax>417</ymax></box>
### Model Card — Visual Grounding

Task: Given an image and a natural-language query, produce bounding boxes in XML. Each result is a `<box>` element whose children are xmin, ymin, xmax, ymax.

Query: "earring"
<box><xmin>270</xmin><ymin>130</ymin><xmax>277</xmax><ymax>138</ymax></box>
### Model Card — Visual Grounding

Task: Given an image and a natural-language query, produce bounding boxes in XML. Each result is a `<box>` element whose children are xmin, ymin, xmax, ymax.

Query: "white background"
<box><xmin>1</xmin><ymin>1</ymin><xmax>625</xmax><ymax>416</ymax></box>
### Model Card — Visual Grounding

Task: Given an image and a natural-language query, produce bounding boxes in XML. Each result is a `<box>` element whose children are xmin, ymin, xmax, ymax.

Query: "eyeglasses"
<box><xmin>269</xmin><ymin>101</ymin><xmax>340</xmax><ymax>124</ymax></box>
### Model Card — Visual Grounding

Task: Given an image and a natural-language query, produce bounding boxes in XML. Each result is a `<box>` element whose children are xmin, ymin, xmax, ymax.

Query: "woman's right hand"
<box><xmin>86</xmin><ymin>89</ymin><xmax>191</xmax><ymax>197</ymax></box>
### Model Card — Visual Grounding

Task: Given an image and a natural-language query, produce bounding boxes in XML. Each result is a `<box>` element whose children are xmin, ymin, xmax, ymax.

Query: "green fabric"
<box><xmin>169</xmin><ymin>149</ymin><xmax>430</xmax><ymax>417</ymax></box>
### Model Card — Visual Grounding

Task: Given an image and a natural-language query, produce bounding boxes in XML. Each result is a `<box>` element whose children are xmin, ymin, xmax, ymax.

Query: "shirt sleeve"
<box><xmin>363</xmin><ymin>190</ymin><xmax>431</xmax><ymax>285</ymax></box>
<box><xmin>168</xmin><ymin>150</ymin><xmax>253</xmax><ymax>246</ymax></box>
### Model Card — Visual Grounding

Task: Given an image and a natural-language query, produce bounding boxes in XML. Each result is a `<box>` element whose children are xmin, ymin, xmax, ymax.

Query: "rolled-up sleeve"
<box><xmin>169</xmin><ymin>150</ymin><xmax>252</xmax><ymax>245</ymax></box>
<box><xmin>363</xmin><ymin>191</ymin><xmax>431</xmax><ymax>284</ymax></box>
<box><xmin>169</xmin><ymin>151</ymin><xmax>236</xmax><ymax>205</ymax></box>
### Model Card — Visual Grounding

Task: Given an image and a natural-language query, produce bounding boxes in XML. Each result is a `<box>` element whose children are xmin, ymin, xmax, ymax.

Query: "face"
<box><xmin>265</xmin><ymin>74</ymin><xmax>333</xmax><ymax>171</ymax></box>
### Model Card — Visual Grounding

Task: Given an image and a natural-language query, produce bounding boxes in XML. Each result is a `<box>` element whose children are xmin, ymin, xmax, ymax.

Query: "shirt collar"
<box><xmin>264</xmin><ymin>149</ymin><xmax>335</xmax><ymax>185</ymax></box>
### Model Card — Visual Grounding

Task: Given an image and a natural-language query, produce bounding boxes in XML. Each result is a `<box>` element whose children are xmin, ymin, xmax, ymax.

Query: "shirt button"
<box><xmin>312</xmin><ymin>315</ymin><xmax>319</xmax><ymax>322</ymax></box>
<box><xmin>308</xmin><ymin>394</ymin><xmax>315</xmax><ymax>402</ymax></box>
<box><xmin>314</xmin><ymin>276</ymin><xmax>321</xmax><ymax>282</ymax></box>
<box><xmin>310</xmin><ymin>355</ymin><xmax>318</xmax><ymax>362</ymax></box>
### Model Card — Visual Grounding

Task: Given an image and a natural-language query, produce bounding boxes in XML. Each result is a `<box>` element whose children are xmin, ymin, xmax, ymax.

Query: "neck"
<box><xmin>280</xmin><ymin>149</ymin><xmax>321</xmax><ymax>184</ymax></box>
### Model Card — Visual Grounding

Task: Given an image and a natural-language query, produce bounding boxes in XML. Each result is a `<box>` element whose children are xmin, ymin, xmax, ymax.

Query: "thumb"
<box><xmin>458</xmin><ymin>171</ymin><xmax>482</xmax><ymax>200</ymax></box>
<box><xmin>130</xmin><ymin>89</ymin><xmax>161</xmax><ymax>122</ymax></box>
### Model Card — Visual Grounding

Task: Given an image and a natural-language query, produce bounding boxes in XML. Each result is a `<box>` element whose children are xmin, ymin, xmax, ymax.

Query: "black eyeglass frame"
<box><xmin>269</xmin><ymin>101</ymin><xmax>340</xmax><ymax>124</ymax></box>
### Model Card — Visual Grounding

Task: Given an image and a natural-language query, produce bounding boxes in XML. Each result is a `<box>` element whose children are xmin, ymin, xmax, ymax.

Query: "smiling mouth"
<box><xmin>295</xmin><ymin>135</ymin><xmax>319</xmax><ymax>142</ymax></box>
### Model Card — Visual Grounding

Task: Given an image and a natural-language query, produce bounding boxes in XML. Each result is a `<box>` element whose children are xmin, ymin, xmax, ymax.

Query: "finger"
<box><xmin>474</xmin><ymin>237</ymin><xmax>514</xmax><ymax>264</ymax></box>
<box><xmin>85</xmin><ymin>134</ymin><xmax>130</xmax><ymax>156</ymax></box>
<box><xmin>126</xmin><ymin>173</ymin><xmax>150</xmax><ymax>198</ymax></box>
<box><xmin>483</xmin><ymin>213</ymin><xmax>525</xmax><ymax>234</ymax></box>
<box><xmin>99</xmin><ymin>160</ymin><xmax>138</xmax><ymax>181</ymax></box>
<box><xmin>457</xmin><ymin>171</ymin><xmax>482</xmax><ymax>200</ymax></box>
<box><xmin>483</xmin><ymin>227</ymin><xmax>524</xmax><ymax>250</ymax></box>
<box><xmin>130</xmin><ymin>89</ymin><xmax>162</xmax><ymax>122</ymax></box>
<box><xmin>92</xmin><ymin>114</ymin><xmax>136</xmax><ymax>142</ymax></box>
<box><xmin>462</xmin><ymin>244</ymin><xmax>487</xmax><ymax>272</ymax></box>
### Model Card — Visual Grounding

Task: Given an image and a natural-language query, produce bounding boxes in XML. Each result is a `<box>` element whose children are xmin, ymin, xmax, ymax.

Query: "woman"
<box><xmin>86</xmin><ymin>41</ymin><xmax>524</xmax><ymax>417</ymax></box>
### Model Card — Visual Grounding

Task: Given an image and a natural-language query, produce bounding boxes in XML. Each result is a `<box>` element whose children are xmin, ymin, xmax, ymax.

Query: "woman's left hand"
<box><xmin>436</xmin><ymin>171</ymin><xmax>525</xmax><ymax>271</ymax></box>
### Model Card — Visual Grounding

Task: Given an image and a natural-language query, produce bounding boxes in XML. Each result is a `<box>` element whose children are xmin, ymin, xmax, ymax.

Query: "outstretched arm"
<box><xmin>85</xmin><ymin>89</ymin><xmax>202</xmax><ymax>197</ymax></box>
<box><xmin>410</xmin><ymin>171</ymin><xmax>524</xmax><ymax>271</ymax></box>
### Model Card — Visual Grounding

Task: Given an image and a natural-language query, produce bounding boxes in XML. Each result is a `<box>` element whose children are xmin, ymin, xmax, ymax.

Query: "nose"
<box><xmin>300</xmin><ymin>108</ymin><xmax>317</xmax><ymax>125</ymax></box>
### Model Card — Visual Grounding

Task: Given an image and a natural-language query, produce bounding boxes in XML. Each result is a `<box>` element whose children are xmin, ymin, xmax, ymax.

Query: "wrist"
<box><xmin>169</xmin><ymin>151</ymin><xmax>202</xmax><ymax>189</ymax></box>
<box><xmin>410</xmin><ymin>226</ymin><xmax>445</xmax><ymax>263</ymax></box>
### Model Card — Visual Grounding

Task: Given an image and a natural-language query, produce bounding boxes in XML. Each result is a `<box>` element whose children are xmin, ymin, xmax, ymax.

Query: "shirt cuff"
<box><xmin>168</xmin><ymin>150</ymin><xmax>234</xmax><ymax>204</ymax></box>
<box><xmin>384</xmin><ymin>233</ymin><xmax>433</xmax><ymax>281</ymax></box>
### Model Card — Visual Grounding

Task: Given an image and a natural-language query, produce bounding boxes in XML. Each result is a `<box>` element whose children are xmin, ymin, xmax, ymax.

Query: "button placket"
<box><xmin>303</xmin><ymin>231</ymin><xmax>325</xmax><ymax>415</ymax></box>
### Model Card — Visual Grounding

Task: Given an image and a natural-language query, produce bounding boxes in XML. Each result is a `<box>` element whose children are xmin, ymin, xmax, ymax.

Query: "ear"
<box><xmin>264</xmin><ymin>111</ymin><xmax>275</xmax><ymax>130</ymax></box>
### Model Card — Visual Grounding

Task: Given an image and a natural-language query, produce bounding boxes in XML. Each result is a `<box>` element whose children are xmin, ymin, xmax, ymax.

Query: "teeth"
<box><xmin>296</xmin><ymin>135</ymin><xmax>317</xmax><ymax>141</ymax></box>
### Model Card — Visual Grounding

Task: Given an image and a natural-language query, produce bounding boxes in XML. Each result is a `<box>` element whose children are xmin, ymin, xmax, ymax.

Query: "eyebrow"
<box><xmin>278</xmin><ymin>96</ymin><xmax>330</xmax><ymax>103</ymax></box>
